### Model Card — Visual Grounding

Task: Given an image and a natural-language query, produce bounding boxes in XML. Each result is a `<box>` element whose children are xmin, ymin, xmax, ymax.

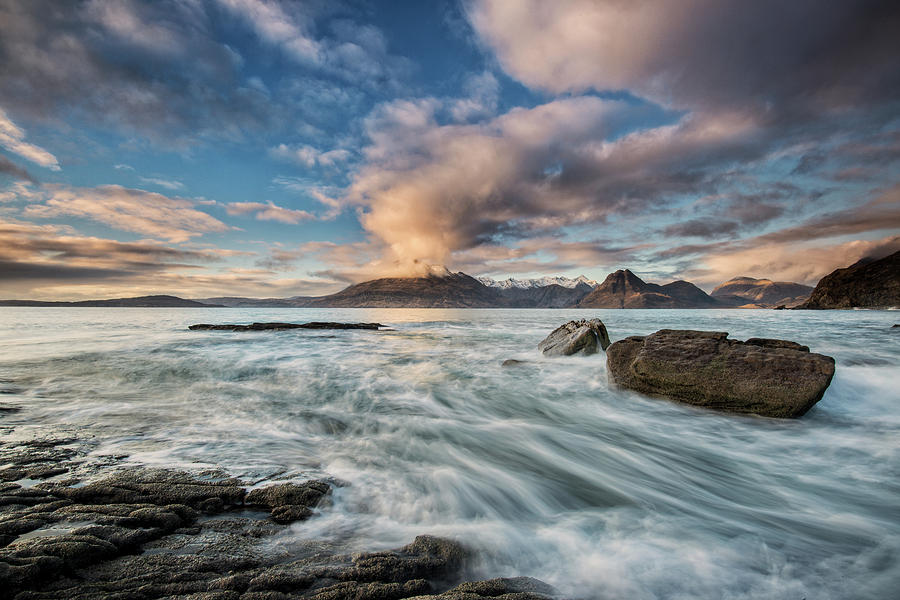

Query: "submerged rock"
<box><xmin>538</xmin><ymin>319</ymin><xmax>610</xmax><ymax>356</ymax></box>
<box><xmin>606</xmin><ymin>329</ymin><xmax>835</xmax><ymax>417</ymax></box>
<box><xmin>189</xmin><ymin>322</ymin><xmax>386</xmax><ymax>331</ymax></box>
<box><xmin>501</xmin><ymin>359</ymin><xmax>528</xmax><ymax>367</ymax></box>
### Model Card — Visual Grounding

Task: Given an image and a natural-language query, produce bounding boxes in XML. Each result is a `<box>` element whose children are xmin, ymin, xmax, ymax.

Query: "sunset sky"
<box><xmin>1</xmin><ymin>0</ymin><xmax>898</xmax><ymax>300</ymax></box>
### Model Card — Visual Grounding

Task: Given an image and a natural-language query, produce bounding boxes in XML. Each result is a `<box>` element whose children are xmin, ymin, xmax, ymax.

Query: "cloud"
<box><xmin>0</xmin><ymin>217</ymin><xmax>230</xmax><ymax>287</ymax></box>
<box><xmin>23</xmin><ymin>184</ymin><xmax>230</xmax><ymax>242</ymax></box>
<box><xmin>322</xmin><ymin>2</ymin><xmax>900</xmax><ymax>281</ymax></box>
<box><xmin>655</xmin><ymin>186</ymin><xmax>900</xmax><ymax>285</ymax></box>
<box><xmin>0</xmin><ymin>156</ymin><xmax>35</xmax><ymax>182</ymax></box>
<box><xmin>0</xmin><ymin>216</ymin><xmax>345</xmax><ymax>301</ymax></box>
<box><xmin>467</xmin><ymin>0</ymin><xmax>900</xmax><ymax>115</ymax></box>
<box><xmin>269</xmin><ymin>144</ymin><xmax>352</xmax><ymax>168</ymax></box>
<box><xmin>449</xmin><ymin>71</ymin><xmax>500</xmax><ymax>122</ymax></box>
<box><xmin>695</xmin><ymin>235</ymin><xmax>900</xmax><ymax>287</ymax></box>
<box><xmin>0</xmin><ymin>181</ymin><xmax>41</xmax><ymax>202</ymax></box>
<box><xmin>0</xmin><ymin>0</ymin><xmax>403</xmax><ymax>148</ymax></box>
<box><xmin>342</xmin><ymin>95</ymin><xmax>793</xmax><ymax>273</ymax></box>
<box><xmin>0</xmin><ymin>108</ymin><xmax>60</xmax><ymax>169</ymax></box>
<box><xmin>225</xmin><ymin>201</ymin><xmax>314</xmax><ymax>224</ymax></box>
<box><xmin>214</xmin><ymin>0</ymin><xmax>411</xmax><ymax>89</ymax></box>
<box><xmin>138</xmin><ymin>176</ymin><xmax>184</xmax><ymax>190</ymax></box>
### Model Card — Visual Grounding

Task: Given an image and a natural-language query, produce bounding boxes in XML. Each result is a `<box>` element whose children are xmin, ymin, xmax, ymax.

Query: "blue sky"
<box><xmin>1</xmin><ymin>0</ymin><xmax>898</xmax><ymax>299</ymax></box>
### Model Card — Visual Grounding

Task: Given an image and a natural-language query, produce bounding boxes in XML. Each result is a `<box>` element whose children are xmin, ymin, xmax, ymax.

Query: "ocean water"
<box><xmin>1</xmin><ymin>307</ymin><xmax>898</xmax><ymax>599</ymax></box>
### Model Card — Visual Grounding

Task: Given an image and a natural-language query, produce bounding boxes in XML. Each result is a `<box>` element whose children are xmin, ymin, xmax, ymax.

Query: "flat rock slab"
<box><xmin>189</xmin><ymin>322</ymin><xmax>385</xmax><ymax>331</ymax></box>
<box><xmin>606</xmin><ymin>329</ymin><xmax>835</xmax><ymax>418</ymax></box>
<box><xmin>538</xmin><ymin>319</ymin><xmax>610</xmax><ymax>356</ymax></box>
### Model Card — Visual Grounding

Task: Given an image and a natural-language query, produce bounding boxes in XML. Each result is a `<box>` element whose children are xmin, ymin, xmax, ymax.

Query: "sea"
<box><xmin>1</xmin><ymin>307</ymin><xmax>898</xmax><ymax>599</ymax></box>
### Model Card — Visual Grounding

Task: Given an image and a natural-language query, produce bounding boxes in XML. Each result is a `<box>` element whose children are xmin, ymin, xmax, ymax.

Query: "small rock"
<box><xmin>245</xmin><ymin>481</ymin><xmax>329</xmax><ymax>510</ymax></box>
<box><xmin>538</xmin><ymin>319</ymin><xmax>610</xmax><ymax>356</ymax></box>
<box><xmin>270</xmin><ymin>504</ymin><xmax>313</xmax><ymax>524</ymax></box>
<box><xmin>501</xmin><ymin>359</ymin><xmax>527</xmax><ymax>367</ymax></box>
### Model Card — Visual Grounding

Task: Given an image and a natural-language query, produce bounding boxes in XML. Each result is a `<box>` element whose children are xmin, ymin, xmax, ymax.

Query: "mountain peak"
<box><xmin>600</xmin><ymin>269</ymin><xmax>648</xmax><ymax>292</ymax></box>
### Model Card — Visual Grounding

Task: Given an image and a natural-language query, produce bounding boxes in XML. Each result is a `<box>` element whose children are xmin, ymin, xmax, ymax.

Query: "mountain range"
<box><xmin>7</xmin><ymin>253</ymin><xmax>896</xmax><ymax>309</ymax></box>
<box><xmin>198</xmin><ymin>269</ymin><xmax>814</xmax><ymax>309</ymax></box>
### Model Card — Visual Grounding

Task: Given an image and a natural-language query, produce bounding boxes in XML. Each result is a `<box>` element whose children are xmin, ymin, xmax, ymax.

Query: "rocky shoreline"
<box><xmin>0</xmin><ymin>425</ymin><xmax>558</xmax><ymax>600</ymax></box>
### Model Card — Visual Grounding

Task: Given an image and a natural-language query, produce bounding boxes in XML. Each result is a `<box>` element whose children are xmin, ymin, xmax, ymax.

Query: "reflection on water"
<box><xmin>1</xmin><ymin>307</ymin><xmax>899</xmax><ymax>599</ymax></box>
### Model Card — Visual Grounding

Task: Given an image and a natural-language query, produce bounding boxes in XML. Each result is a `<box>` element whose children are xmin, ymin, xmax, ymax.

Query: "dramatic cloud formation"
<box><xmin>321</xmin><ymin>0</ymin><xmax>900</xmax><ymax>280</ymax></box>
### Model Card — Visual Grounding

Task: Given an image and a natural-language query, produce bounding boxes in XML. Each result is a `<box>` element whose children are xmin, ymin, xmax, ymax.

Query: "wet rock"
<box><xmin>307</xmin><ymin>579</ymin><xmax>431</xmax><ymax>599</ymax></box>
<box><xmin>538</xmin><ymin>319</ymin><xmax>610</xmax><ymax>356</ymax></box>
<box><xmin>269</xmin><ymin>504</ymin><xmax>313</xmax><ymax>524</ymax></box>
<box><xmin>54</xmin><ymin>469</ymin><xmax>246</xmax><ymax>509</ymax></box>
<box><xmin>189</xmin><ymin>322</ymin><xmax>386</xmax><ymax>331</ymax></box>
<box><xmin>501</xmin><ymin>359</ymin><xmax>528</xmax><ymax>367</ymax></box>
<box><xmin>607</xmin><ymin>329</ymin><xmax>835</xmax><ymax>417</ymax></box>
<box><xmin>436</xmin><ymin>576</ymin><xmax>558</xmax><ymax>599</ymax></box>
<box><xmin>345</xmin><ymin>535</ymin><xmax>467</xmax><ymax>583</ymax></box>
<box><xmin>245</xmin><ymin>481</ymin><xmax>329</xmax><ymax>510</ymax></box>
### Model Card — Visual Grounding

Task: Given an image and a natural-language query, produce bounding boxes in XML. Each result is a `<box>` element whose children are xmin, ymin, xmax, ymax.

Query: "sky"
<box><xmin>1</xmin><ymin>0</ymin><xmax>899</xmax><ymax>300</ymax></box>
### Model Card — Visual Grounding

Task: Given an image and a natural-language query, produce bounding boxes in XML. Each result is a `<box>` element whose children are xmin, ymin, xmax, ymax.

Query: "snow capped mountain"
<box><xmin>476</xmin><ymin>275</ymin><xmax>597</xmax><ymax>289</ymax></box>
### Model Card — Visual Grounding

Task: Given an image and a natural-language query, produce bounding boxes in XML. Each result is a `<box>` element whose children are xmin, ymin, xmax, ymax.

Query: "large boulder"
<box><xmin>538</xmin><ymin>319</ymin><xmax>610</xmax><ymax>356</ymax></box>
<box><xmin>606</xmin><ymin>330</ymin><xmax>835</xmax><ymax>417</ymax></box>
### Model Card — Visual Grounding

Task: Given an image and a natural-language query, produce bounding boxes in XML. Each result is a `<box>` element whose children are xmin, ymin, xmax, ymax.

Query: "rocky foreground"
<box><xmin>0</xmin><ymin>429</ymin><xmax>557</xmax><ymax>600</ymax></box>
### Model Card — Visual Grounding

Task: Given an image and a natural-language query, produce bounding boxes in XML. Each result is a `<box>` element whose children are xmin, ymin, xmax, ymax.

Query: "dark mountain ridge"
<box><xmin>576</xmin><ymin>270</ymin><xmax>721</xmax><ymax>308</ymax></box>
<box><xmin>797</xmin><ymin>250</ymin><xmax>900</xmax><ymax>309</ymax></box>
<box><xmin>300</xmin><ymin>272</ymin><xmax>505</xmax><ymax>308</ymax></box>
<box><xmin>0</xmin><ymin>295</ymin><xmax>221</xmax><ymax>307</ymax></box>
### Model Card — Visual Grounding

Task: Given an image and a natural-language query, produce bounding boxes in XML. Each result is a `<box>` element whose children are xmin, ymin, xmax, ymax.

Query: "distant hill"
<box><xmin>797</xmin><ymin>250</ymin><xmax>900</xmax><ymax>309</ymax></box>
<box><xmin>0</xmin><ymin>295</ymin><xmax>222</xmax><ymax>307</ymax></box>
<box><xmin>300</xmin><ymin>271</ymin><xmax>504</xmax><ymax>308</ymax></box>
<box><xmin>711</xmin><ymin>277</ymin><xmax>813</xmax><ymax>308</ymax></box>
<box><xmin>200</xmin><ymin>296</ymin><xmax>306</xmax><ymax>308</ymax></box>
<box><xmin>576</xmin><ymin>269</ymin><xmax>721</xmax><ymax>308</ymax></box>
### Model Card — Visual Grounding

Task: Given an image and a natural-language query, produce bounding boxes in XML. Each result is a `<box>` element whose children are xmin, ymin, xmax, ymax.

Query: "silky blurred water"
<box><xmin>1</xmin><ymin>307</ymin><xmax>898</xmax><ymax>599</ymax></box>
